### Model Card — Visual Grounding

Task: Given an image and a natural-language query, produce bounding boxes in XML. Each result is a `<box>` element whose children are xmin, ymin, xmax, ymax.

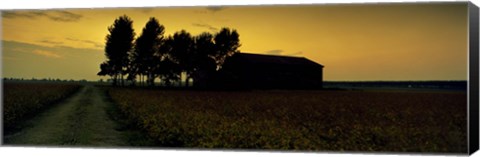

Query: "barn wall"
<box><xmin>216</xmin><ymin>53</ymin><xmax>324</xmax><ymax>89</ymax></box>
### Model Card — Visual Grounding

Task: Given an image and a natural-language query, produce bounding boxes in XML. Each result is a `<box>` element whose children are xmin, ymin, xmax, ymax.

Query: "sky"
<box><xmin>1</xmin><ymin>2</ymin><xmax>469</xmax><ymax>81</ymax></box>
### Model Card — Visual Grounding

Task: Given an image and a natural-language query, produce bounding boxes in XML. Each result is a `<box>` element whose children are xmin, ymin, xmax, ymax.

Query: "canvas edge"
<box><xmin>468</xmin><ymin>1</ymin><xmax>480</xmax><ymax>155</ymax></box>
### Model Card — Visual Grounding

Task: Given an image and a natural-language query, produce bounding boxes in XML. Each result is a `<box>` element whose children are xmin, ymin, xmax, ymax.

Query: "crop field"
<box><xmin>3</xmin><ymin>82</ymin><xmax>81</xmax><ymax>131</ymax></box>
<box><xmin>107</xmin><ymin>88</ymin><xmax>467</xmax><ymax>153</ymax></box>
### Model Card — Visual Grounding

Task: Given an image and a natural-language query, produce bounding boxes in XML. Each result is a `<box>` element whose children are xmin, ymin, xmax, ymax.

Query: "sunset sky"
<box><xmin>1</xmin><ymin>2</ymin><xmax>469</xmax><ymax>81</ymax></box>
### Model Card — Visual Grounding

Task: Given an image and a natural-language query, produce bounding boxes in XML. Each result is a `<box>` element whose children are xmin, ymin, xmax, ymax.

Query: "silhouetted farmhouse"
<box><xmin>214</xmin><ymin>53</ymin><xmax>324</xmax><ymax>89</ymax></box>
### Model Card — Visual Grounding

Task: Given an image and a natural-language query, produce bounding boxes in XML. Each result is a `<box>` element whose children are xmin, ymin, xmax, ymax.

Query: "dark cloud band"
<box><xmin>192</xmin><ymin>23</ymin><xmax>218</xmax><ymax>32</ymax></box>
<box><xmin>3</xmin><ymin>10</ymin><xmax>82</xmax><ymax>22</ymax></box>
<box><xmin>265</xmin><ymin>49</ymin><xmax>283</xmax><ymax>55</ymax></box>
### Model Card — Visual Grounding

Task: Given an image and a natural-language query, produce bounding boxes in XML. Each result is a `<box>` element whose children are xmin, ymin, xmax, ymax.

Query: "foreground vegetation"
<box><xmin>107</xmin><ymin>88</ymin><xmax>467</xmax><ymax>153</ymax></box>
<box><xmin>3</xmin><ymin>82</ymin><xmax>81</xmax><ymax>131</ymax></box>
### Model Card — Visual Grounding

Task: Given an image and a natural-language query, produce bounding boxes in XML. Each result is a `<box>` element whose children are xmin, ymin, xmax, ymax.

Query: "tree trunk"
<box><xmin>131</xmin><ymin>77</ymin><xmax>136</xmax><ymax>86</ymax></box>
<box><xmin>165</xmin><ymin>79</ymin><xmax>171</xmax><ymax>87</ymax></box>
<box><xmin>151</xmin><ymin>73</ymin><xmax>154</xmax><ymax>87</ymax></box>
<box><xmin>151</xmin><ymin>74</ymin><xmax>156</xmax><ymax>87</ymax></box>
<box><xmin>148</xmin><ymin>73</ymin><xmax>153</xmax><ymax>87</ymax></box>
<box><xmin>121</xmin><ymin>73</ymin><xmax>124</xmax><ymax>86</ymax></box>
<box><xmin>113</xmin><ymin>73</ymin><xmax>117</xmax><ymax>86</ymax></box>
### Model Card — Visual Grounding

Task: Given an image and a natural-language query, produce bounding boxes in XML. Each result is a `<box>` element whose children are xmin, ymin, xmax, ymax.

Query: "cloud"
<box><xmin>192</xmin><ymin>23</ymin><xmax>218</xmax><ymax>32</ymax></box>
<box><xmin>32</xmin><ymin>50</ymin><xmax>62</xmax><ymax>58</ymax></box>
<box><xmin>287</xmin><ymin>51</ymin><xmax>304</xmax><ymax>56</ymax></box>
<box><xmin>194</xmin><ymin>6</ymin><xmax>225</xmax><ymax>14</ymax></box>
<box><xmin>264</xmin><ymin>50</ymin><xmax>303</xmax><ymax>56</ymax></box>
<box><xmin>3</xmin><ymin>11</ymin><xmax>38</xmax><ymax>19</ymax></box>
<box><xmin>206</xmin><ymin>6</ymin><xmax>225</xmax><ymax>13</ymax></box>
<box><xmin>3</xmin><ymin>40</ymin><xmax>101</xmax><ymax>56</ymax></box>
<box><xmin>49</xmin><ymin>11</ymin><xmax>83</xmax><ymax>22</ymax></box>
<box><xmin>37</xmin><ymin>38</ymin><xmax>102</xmax><ymax>50</ymax></box>
<box><xmin>265</xmin><ymin>49</ymin><xmax>284</xmax><ymax>55</ymax></box>
<box><xmin>66</xmin><ymin>38</ymin><xmax>103</xmax><ymax>48</ymax></box>
<box><xmin>139</xmin><ymin>8</ymin><xmax>154</xmax><ymax>14</ymax></box>
<box><xmin>39</xmin><ymin>40</ymin><xmax>64</xmax><ymax>45</ymax></box>
<box><xmin>2</xmin><ymin>40</ymin><xmax>105</xmax><ymax>81</ymax></box>
<box><xmin>3</xmin><ymin>10</ymin><xmax>82</xmax><ymax>22</ymax></box>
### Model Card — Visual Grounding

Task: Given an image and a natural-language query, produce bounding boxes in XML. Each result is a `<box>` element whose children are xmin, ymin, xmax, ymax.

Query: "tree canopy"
<box><xmin>99</xmin><ymin>15</ymin><xmax>135</xmax><ymax>86</ymax></box>
<box><xmin>98</xmin><ymin>15</ymin><xmax>241</xmax><ymax>87</ymax></box>
<box><xmin>213</xmin><ymin>28</ymin><xmax>241</xmax><ymax>69</ymax></box>
<box><xmin>130</xmin><ymin>17</ymin><xmax>165</xmax><ymax>86</ymax></box>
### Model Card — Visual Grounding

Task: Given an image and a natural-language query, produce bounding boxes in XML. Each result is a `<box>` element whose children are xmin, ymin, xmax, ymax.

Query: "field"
<box><xmin>3</xmin><ymin>82</ymin><xmax>81</xmax><ymax>131</ymax></box>
<box><xmin>107</xmin><ymin>88</ymin><xmax>467</xmax><ymax>152</ymax></box>
<box><xmin>1</xmin><ymin>81</ymin><xmax>468</xmax><ymax>152</ymax></box>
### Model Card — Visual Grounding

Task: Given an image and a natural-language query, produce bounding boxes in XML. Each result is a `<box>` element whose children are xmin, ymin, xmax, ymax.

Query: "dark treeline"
<box><xmin>3</xmin><ymin>77</ymin><xmax>88</xmax><ymax>83</ymax></box>
<box><xmin>97</xmin><ymin>15</ymin><xmax>240</xmax><ymax>87</ymax></box>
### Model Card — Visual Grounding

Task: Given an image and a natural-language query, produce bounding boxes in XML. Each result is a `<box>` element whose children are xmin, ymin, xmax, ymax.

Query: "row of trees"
<box><xmin>98</xmin><ymin>15</ymin><xmax>240</xmax><ymax>87</ymax></box>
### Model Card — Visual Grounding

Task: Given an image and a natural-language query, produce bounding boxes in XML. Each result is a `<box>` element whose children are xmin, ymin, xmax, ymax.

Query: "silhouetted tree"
<box><xmin>98</xmin><ymin>15</ymin><xmax>241</xmax><ymax>88</ymax></box>
<box><xmin>131</xmin><ymin>17</ymin><xmax>165</xmax><ymax>86</ymax></box>
<box><xmin>101</xmin><ymin>15</ymin><xmax>135</xmax><ymax>86</ymax></box>
<box><xmin>169</xmin><ymin>30</ymin><xmax>195</xmax><ymax>87</ymax></box>
<box><xmin>154</xmin><ymin>36</ymin><xmax>179</xmax><ymax>87</ymax></box>
<box><xmin>157</xmin><ymin>57</ymin><xmax>181</xmax><ymax>87</ymax></box>
<box><xmin>192</xmin><ymin>32</ymin><xmax>217</xmax><ymax>87</ymax></box>
<box><xmin>213</xmin><ymin>27</ymin><xmax>241</xmax><ymax>69</ymax></box>
<box><xmin>126</xmin><ymin>61</ymin><xmax>138</xmax><ymax>86</ymax></box>
<box><xmin>97</xmin><ymin>62</ymin><xmax>114</xmax><ymax>79</ymax></box>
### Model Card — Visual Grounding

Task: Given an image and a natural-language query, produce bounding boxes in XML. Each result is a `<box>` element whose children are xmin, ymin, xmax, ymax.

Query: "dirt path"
<box><xmin>3</xmin><ymin>85</ymin><xmax>130</xmax><ymax>147</ymax></box>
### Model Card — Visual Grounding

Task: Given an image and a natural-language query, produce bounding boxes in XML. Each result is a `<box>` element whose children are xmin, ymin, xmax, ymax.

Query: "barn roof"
<box><xmin>227</xmin><ymin>52</ymin><xmax>324</xmax><ymax>68</ymax></box>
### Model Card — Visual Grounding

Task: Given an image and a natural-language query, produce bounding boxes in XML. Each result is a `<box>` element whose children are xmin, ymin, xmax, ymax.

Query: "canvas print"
<box><xmin>1</xmin><ymin>2</ymin><xmax>472</xmax><ymax>154</ymax></box>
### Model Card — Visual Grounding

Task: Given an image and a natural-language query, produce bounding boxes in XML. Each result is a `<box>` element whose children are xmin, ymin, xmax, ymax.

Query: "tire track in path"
<box><xmin>4</xmin><ymin>85</ymin><xmax>129</xmax><ymax>147</ymax></box>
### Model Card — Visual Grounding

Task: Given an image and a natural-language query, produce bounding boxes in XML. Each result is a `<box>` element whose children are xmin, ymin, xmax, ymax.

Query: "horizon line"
<box><xmin>2</xmin><ymin>77</ymin><xmax>469</xmax><ymax>82</ymax></box>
